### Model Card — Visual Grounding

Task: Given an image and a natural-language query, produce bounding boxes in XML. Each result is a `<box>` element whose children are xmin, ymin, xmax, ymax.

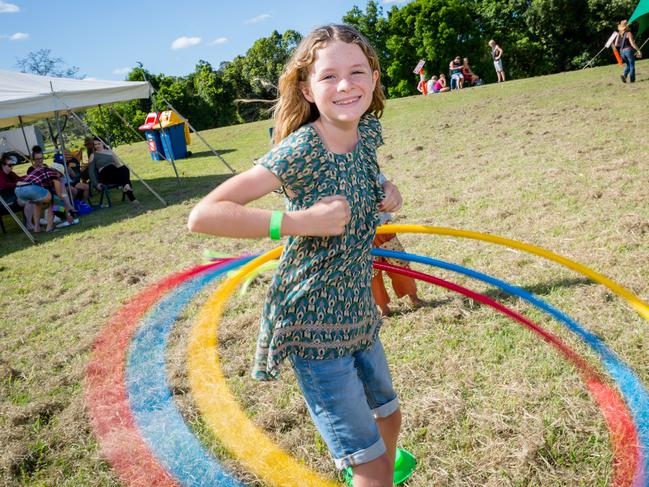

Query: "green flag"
<box><xmin>629</xmin><ymin>0</ymin><xmax>649</xmax><ymax>35</ymax></box>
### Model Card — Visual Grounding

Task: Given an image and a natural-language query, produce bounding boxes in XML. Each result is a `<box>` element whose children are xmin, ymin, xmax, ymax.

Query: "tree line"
<box><xmin>77</xmin><ymin>0</ymin><xmax>639</xmax><ymax>144</ymax></box>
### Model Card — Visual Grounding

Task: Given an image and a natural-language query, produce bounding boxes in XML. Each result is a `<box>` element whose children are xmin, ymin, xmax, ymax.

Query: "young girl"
<box><xmin>188</xmin><ymin>24</ymin><xmax>403</xmax><ymax>487</ymax></box>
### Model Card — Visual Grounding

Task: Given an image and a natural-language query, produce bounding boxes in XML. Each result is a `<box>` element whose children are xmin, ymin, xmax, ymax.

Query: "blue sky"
<box><xmin>0</xmin><ymin>0</ymin><xmax>410</xmax><ymax>80</ymax></box>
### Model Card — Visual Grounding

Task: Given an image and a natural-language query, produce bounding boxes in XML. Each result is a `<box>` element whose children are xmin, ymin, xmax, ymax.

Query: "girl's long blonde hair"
<box><xmin>271</xmin><ymin>24</ymin><xmax>385</xmax><ymax>144</ymax></box>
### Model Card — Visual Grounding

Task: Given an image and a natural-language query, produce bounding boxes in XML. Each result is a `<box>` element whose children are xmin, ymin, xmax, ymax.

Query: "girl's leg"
<box><xmin>371</xmin><ymin>270</ymin><xmax>391</xmax><ymax>317</ymax></box>
<box><xmin>290</xmin><ymin>349</ymin><xmax>396</xmax><ymax>486</ymax></box>
<box><xmin>352</xmin><ymin>454</ymin><xmax>393</xmax><ymax>487</ymax></box>
<box><xmin>376</xmin><ymin>408</ymin><xmax>402</xmax><ymax>471</ymax></box>
<box><xmin>353</xmin><ymin>342</ymin><xmax>401</xmax><ymax>486</ymax></box>
<box><xmin>46</xmin><ymin>204</ymin><xmax>54</xmax><ymax>231</ymax></box>
<box><xmin>33</xmin><ymin>203</ymin><xmax>42</xmax><ymax>232</ymax></box>
<box><xmin>21</xmin><ymin>201</ymin><xmax>35</xmax><ymax>230</ymax></box>
<box><xmin>346</xmin><ymin>413</ymin><xmax>402</xmax><ymax>487</ymax></box>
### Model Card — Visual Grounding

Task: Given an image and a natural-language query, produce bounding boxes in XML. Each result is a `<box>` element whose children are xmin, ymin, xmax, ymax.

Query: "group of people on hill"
<box><xmin>418</xmin><ymin>39</ymin><xmax>506</xmax><ymax>95</ymax></box>
<box><xmin>419</xmin><ymin>56</ymin><xmax>481</xmax><ymax>95</ymax></box>
<box><xmin>0</xmin><ymin>137</ymin><xmax>138</xmax><ymax>233</ymax></box>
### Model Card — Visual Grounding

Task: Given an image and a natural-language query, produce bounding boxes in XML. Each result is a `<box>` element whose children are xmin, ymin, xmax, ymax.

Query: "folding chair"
<box><xmin>98</xmin><ymin>184</ymin><xmax>126</xmax><ymax>208</ymax></box>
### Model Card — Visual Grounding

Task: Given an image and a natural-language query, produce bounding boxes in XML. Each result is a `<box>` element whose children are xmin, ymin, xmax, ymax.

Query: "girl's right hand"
<box><xmin>299</xmin><ymin>195</ymin><xmax>350</xmax><ymax>236</ymax></box>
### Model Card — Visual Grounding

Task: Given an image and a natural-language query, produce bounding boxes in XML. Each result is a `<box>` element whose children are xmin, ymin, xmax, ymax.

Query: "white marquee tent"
<box><xmin>0</xmin><ymin>70</ymin><xmax>156</xmax><ymax>243</ymax></box>
<box><xmin>0</xmin><ymin>69</ymin><xmax>151</xmax><ymax>129</ymax></box>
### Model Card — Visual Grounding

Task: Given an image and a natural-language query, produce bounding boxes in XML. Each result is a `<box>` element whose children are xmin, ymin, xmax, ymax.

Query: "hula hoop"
<box><xmin>377</xmin><ymin>225</ymin><xmax>649</xmax><ymax>323</ymax></box>
<box><xmin>86</xmin><ymin>225</ymin><xmax>648</xmax><ymax>487</ymax></box>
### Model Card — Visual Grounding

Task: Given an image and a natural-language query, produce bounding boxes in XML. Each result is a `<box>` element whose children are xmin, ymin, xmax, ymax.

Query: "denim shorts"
<box><xmin>15</xmin><ymin>184</ymin><xmax>49</xmax><ymax>203</ymax></box>
<box><xmin>289</xmin><ymin>338</ymin><xmax>399</xmax><ymax>469</ymax></box>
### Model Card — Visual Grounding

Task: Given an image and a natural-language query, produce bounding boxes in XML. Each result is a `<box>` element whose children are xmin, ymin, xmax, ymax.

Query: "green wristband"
<box><xmin>269</xmin><ymin>210</ymin><xmax>283</xmax><ymax>240</ymax></box>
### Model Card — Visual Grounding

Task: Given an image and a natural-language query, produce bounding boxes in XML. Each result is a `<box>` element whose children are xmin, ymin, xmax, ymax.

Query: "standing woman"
<box><xmin>87</xmin><ymin>137</ymin><xmax>138</xmax><ymax>204</ymax></box>
<box><xmin>489</xmin><ymin>39</ymin><xmax>505</xmax><ymax>82</ymax></box>
<box><xmin>617</xmin><ymin>20</ymin><xmax>641</xmax><ymax>83</ymax></box>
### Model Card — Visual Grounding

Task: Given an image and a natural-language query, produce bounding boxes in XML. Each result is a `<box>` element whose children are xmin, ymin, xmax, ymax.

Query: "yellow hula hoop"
<box><xmin>187</xmin><ymin>247</ymin><xmax>338</xmax><ymax>487</ymax></box>
<box><xmin>187</xmin><ymin>225</ymin><xmax>648</xmax><ymax>487</ymax></box>
<box><xmin>379</xmin><ymin>224</ymin><xmax>649</xmax><ymax>323</ymax></box>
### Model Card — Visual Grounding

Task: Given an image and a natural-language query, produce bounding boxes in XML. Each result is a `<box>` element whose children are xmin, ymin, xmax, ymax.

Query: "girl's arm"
<box><xmin>629</xmin><ymin>32</ymin><xmax>640</xmax><ymax>50</ymax></box>
<box><xmin>187</xmin><ymin>165</ymin><xmax>350</xmax><ymax>238</ymax></box>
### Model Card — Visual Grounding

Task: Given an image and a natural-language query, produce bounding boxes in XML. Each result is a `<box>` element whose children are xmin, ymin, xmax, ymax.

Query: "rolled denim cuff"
<box><xmin>372</xmin><ymin>396</ymin><xmax>399</xmax><ymax>419</ymax></box>
<box><xmin>334</xmin><ymin>436</ymin><xmax>385</xmax><ymax>470</ymax></box>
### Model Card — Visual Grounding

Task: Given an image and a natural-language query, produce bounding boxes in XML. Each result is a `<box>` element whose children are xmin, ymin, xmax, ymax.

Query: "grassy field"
<box><xmin>1</xmin><ymin>60</ymin><xmax>648</xmax><ymax>486</ymax></box>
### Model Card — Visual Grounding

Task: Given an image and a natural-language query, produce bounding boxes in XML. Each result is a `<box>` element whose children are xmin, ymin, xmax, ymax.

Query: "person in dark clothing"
<box><xmin>616</xmin><ymin>20</ymin><xmax>641</xmax><ymax>83</ymax></box>
<box><xmin>87</xmin><ymin>137</ymin><xmax>138</xmax><ymax>205</ymax></box>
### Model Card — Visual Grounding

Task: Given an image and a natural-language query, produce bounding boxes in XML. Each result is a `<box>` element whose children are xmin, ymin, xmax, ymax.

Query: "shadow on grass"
<box><xmin>187</xmin><ymin>148</ymin><xmax>238</xmax><ymax>159</ymax></box>
<box><xmin>382</xmin><ymin>277</ymin><xmax>592</xmax><ymax>319</ymax></box>
<box><xmin>0</xmin><ymin>173</ymin><xmax>234</xmax><ymax>257</ymax></box>
<box><xmin>482</xmin><ymin>277</ymin><xmax>594</xmax><ymax>303</ymax></box>
<box><xmin>382</xmin><ymin>296</ymin><xmax>456</xmax><ymax>319</ymax></box>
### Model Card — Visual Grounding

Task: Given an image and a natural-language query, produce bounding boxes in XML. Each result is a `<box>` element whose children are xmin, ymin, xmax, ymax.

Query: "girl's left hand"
<box><xmin>379</xmin><ymin>180</ymin><xmax>402</xmax><ymax>212</ymax></box>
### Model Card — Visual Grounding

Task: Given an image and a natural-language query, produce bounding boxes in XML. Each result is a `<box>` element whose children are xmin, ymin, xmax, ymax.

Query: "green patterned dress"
<box><xmin>253</xmin><ymin>114</ymin><xmax>386</xmax><ymax>380</ymax></box>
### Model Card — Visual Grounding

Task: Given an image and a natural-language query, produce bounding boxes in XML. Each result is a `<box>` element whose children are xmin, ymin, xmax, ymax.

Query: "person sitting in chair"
<box><xmin>87</xmin><ymin>137</ymin><xmax>138</xmax><ymax>205</ymax></box>
<box><xmin>1</xmin><ymin>153</ymin><xmax>35</xmax><ymax>230</ymax></box>
<box><xmin>27</xmin><ymin>146</ymin><xmax>47</xmax><ymax>175</ymax></box>
<box><xmin>15</xmin><ymin>161</ymin><xmax>77</xmax><ymax>233</ymax></box>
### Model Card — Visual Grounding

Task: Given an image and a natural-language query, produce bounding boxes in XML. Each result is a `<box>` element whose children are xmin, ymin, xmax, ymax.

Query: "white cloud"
<box><xmin>382</xmin><ymin>0</ymin><xmax>411</xmax><ymax>4</ymax></box>
<box><xmin>208</xmin><ymin>37</ymin><xmax>228</xmax><ymax>46</ymax></box>
<box><xmin>113</xmin><ymin>67</ymin><xmax>130</xmax><ymax>75</ymax></box>
<box><xmin>171</xmin><ymin>36</ymin><xmax>201</xmax><ymax>50</ymax></box>
<box><xmin>83</xmin><ymin>77</ymin><xmax>97</xmax><ymax>81</ymax></box>
<box><xmin>0</xmin><ymin>1</ymin><xmax>19</xmax><ymax>13</ymax></box>
<box><xmin>245</xmin><ymin>13</ymin><xmax>270</xmax><ymax>24</ymax></box>
<box><xmin>8</xmin><ymin>32</ymin><xmax>28</xmax><ymax>40</ymax></box>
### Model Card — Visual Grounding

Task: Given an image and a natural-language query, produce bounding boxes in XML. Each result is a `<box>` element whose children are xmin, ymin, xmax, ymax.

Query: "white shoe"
<box><xmin>40</xmin><ymin>216</ymin><xmax>62</xmax><ymax>225</ymax></box>
<box><xmin>56</xmin><ymin>219</ymin><xmax>79</xmax><ymax>229</ymax></box>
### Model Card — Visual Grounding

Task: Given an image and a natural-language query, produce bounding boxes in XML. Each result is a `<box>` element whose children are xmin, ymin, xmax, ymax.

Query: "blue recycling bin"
<box><xmin>159</xmin><ymin>124</ymin><xmax>187</xmax><ymax>160</ymax></box>
<box><xmin>144</xmin><ymin>130</ymin><xmax>165</xmax><ymax>161</ymax></box>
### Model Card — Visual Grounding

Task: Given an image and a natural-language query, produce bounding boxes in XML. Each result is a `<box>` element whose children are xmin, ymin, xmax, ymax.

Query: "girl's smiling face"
<box><xmin>301</xmin><ymin>40</ymin><xmax>379</xmax><ymax>127</ymax></box>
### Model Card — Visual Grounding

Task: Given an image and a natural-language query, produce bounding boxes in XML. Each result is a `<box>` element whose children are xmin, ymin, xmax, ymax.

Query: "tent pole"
<box><xmin>137</xmin><ymin>70</ymin><xmax>181</xmax><ymax>186</ymax></box>
<box><xmin>98</xmin><ymin>104</ymin><xmax>112</xmax><ymax>147</ymax></box>
<box><xmin>582</xmin><ymin>46</ymin><xmax>606</xmax><ymax>69</ymax></box>
<box><xmin>157</xmin><ymin>93</ymin><xmax>236</xmax><ymax>174</ymax></box>
<box><xmin>53</xmin><ymin>108</ymin><xmax>76</xmax><ymax>205</ymax></box>
<box><xmin>639</xmin><ymin>38</ymin><xmax>649</xmax><ymax>51</ymax></box>
<box><xmin>18</xmin><ymin>116</ymin><xmax>31</xmax><ymax>160</ymax></box>
<box><xmin>0</xmin><ymin>194</ymin><xmax>36</xmax><ymax>244</ymax></box>
<box><xmin>65</xmin><ymin>109</ymin><xmax>167</xmax><ymax>207</ymax></box>
<box><xmin>108</xmin><ymin>107</ymin><xmax>166</xmax><ymax>160</ymax></box>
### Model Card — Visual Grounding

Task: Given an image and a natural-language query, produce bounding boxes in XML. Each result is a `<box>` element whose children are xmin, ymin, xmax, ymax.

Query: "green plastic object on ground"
<box><xmin>342</xmin><ymin>448</ymin><xmax>417</xmax><ymax>486</ymax></box>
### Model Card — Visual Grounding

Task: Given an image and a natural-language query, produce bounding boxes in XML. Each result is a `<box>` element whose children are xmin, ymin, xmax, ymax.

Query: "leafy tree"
<box><xmin>188</xmin><ymin>60</ymin><xmax>238</xmax><ymax>128</ymax></box>
<box><xmin>224</xmin><ymin>30</ymin><xmax>302</xmax><ymax>122</ymax></box>
<box><xmin>343</xmin><ymin>1</ymin><xmax>392</xmax><ymax>88</ymax></box>
<box><xmin>385</xmin><ymin>0</ymin><xmax>479</xmax><ymax>96</ymax></box>
<box><xmin>15</xmin><ymin>48</ymin><xmax>83</xmax><ymax>78</ymax></box>
<box><xmin>14</xmin><ymin>49</ymin><xmax>84</xmax><ymax>148</ymax></box>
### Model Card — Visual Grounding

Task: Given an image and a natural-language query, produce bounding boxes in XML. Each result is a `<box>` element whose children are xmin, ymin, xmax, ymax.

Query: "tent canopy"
<box><xmin>630</xmin><ymin>0</ymin><xmax>649</xmax><ymax>36</ymax></box>
<box><xmin>0</xmin><ymin>70</ymin><xmax>151</xmax><ymax>129</ymax></box>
